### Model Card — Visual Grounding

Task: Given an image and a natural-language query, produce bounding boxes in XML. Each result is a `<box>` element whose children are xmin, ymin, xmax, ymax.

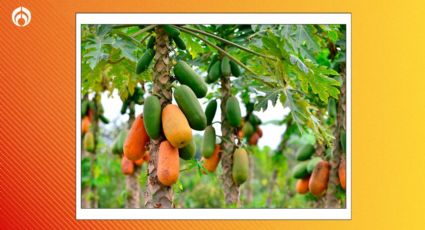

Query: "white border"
<box><xmin>76</xmin><ymin>13</ymin><xmax>352</xmax><ymax>220</ymax></box>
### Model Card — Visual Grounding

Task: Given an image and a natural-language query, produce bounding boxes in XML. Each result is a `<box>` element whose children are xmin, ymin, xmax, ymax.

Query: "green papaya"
<box><xmin>99</xmin><ymin>114</ymin><xmax>110</xmax><ymax>124</ymax></box>
<box><xmin>292</xmin><ymin>161</ymin><xmax>310</xmax><ymax>179</ymax></box>
<box><xmin>242</xmin><ymin>122</ymin><xmax>254</xmax><ymax>138</ymax></box>
<box><xmin>249</xmin><ymin>114</ymin><xmax>262</xmax><ymax>126</ymax></box>
<box><xmin>232</xmin><ymin>148</ymin><xmax>249</xmax><ymax>185</ymax></box>
<box><xmin>172</xmin><ymin>36</ymin><xmax>186</xmax><ymax>50</ymax></box>
<box><xmin>147</xmin><ymin>36</ymin><xmax>155</xmax><ymax>49</ymax></box>
<box><xmin>120</xmin><ymin>100</ymin><xmax>128</xmax><ymax>114</ymax></box>
<box><xmin>207</xmin><ymin>54</ymin><xmax>219</xmax><ymax>73</ymax></box>
<box><xmin>136</xmin><ymin>48</ymin><xmax>155</xmax><ymax>74</ymax></box>
<box><xmin>205</xmin><ymin>100</ymin><xmax>217</xmax><ymax>126</ymax></box>
<box><xmin>328</xmin><ymin>98</ymin><xmax>337</xmax><ymax>118</ymax></box>
<box><xmin>163</xmin><ymin>25</ymin><xmax>180</xmax><ymax>37</ymax></box>
<box><xmin>84</xmin><ymin>131</ymin><xmax>95</xmax><ymax>153</ymax></box>
<box><xmin>97</xmin><ymin>103</ymin><xmax>104</xmax><ymax>114</ymax></box>
<box><xmin>173</xmin><ymin>61</ymin><xmax>208</xmax><ymax>98</ymax></box>
<box><xmin>81</xmin><ymin>100</ymin><xmax>89</xmax><ymax>117</ymax></box>
<box><xmin>307</xmin><ymin>157</ymin><xmax>322</xmax><ymax>173</ymax></box>
<box><xmin>340</xmin><ymin>130</ymin><xmax>346</xmax><ymax>153</ymax></box>
<box><xmin>296</xmin><ymin>144</ymin><xmax>315</xmax><ymax>161</ymax></box>
<box><xmin>112</xmin><ymin>130</ymin><xmax>128</xmax><ymax>155</ymax></box>
<box><xmin>174</xmin><ymin>85</ymin><xmax>207</xmax><ymax>130</ymax></box>
<box><xmin>201</xmin><ymin>126</ymin><xmax>216</xmax><ymax>158</ymax></box>
<box><xmin>225</xmin><ymin>96</ymin><xmax>241</xmax><ymax>127</ymax></box>
<box><xmin>143</xmin><ymin>95</ymin><xmax>162</xmax><ymax>139</ymax></box>
<box><xmin>179</xmin><ymin>139</ymin><xmax>196</xmax><ymax>160</ymax></box>
<box><xmin>206</xmin><ymin>60</ymin><xmax>221</xmax><ymax>83</ymax></box>
<box><xmin>230</xmin><ymin>60</ymin><xmax>241</xmax><ymax>77</ymax></box>
<box><xmin>221</xmin><ymin>56</ymin><xmax>231</xmax><ymax>77</ymax></box>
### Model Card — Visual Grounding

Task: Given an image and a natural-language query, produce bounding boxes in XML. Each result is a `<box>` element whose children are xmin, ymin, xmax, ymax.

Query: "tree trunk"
<box><xmin>325</xmin><ymin>65</ymin><xmax>346</xmax><ymax>208</ymax></box>
<box><xmin>90</xmin><ymin>95</ymin><xmax>100</xmax><ymax>208</ymax></box>
<box><xmin>220</xmin><ymin>74</ymin><xmax>239</xmax><ymax>206</ymax></box>
<box><xmin>144</xmin><ymin>26</ymin><xmax>174</xmax><ymax>208</ymax></box>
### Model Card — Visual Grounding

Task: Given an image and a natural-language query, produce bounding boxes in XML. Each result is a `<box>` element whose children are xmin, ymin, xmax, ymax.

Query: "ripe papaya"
<box><xmin>232</xmin><ymin>148</ymin><xmax>249</xmax><ymax>185</ymax></box>
<box><xmin>121</xmin><ymin>156</ymin><xmax>134</xmax><ymax>175</ymax></box>
<box><xmin>309</xmin><ymin>160</ymin><xmax>331</xmax><ymax>196</ymax></box>
<box><xmin>256</xmin><ymin>126</ymin><xmax>263</xmax><ymax>137</ymax></box>
<box><xmin>248</xmin><ymin>132</ymin><xmax>260</xmax><ymax>146</ymax></box>
<box><xmin>136</xmin><ymin>48</ymin><xmax>155</xmax><ymax>74</ymax></box>
<box><xmin>201</xmin><ymin>126</ymin><xmax>216</xmax><ymax>158</ymax></box>
<box><xmin>221</xmin><ymin>56</ymin><xmax>231</xmax><ymax>77</ymax></box>
<box><xmin>112</xmin><ymin>129</ymin><xmax>128</xmax><ymax>155</ymax></box>
<box><xmin>179</xmin><ymin>139</ymin><xmax>196</xmax><ymax>160</ymax></box>
<box><xmin>339</xmin><ymin>158</ymin><xmax>346</xmax><ymax>190</ymax></box>
<box><xmin>134</xmin><ymin>158</ymin><xmax>144</xmax><ymax>166</ymax></box>
<box><xmin>163</xmin><ymin>25</ymin><xmax>180</xmax><ymax>37</ymax></box>
<box><xmin>296</xmin><ymin>176</ymin><xmax>310</xmax><ymax>194</ymax></box>
<box><xmin>242</xmin><ymin>122</ymin><xmax>254</xmax><ymax>139</ymax></box>
<box><xmin>340</xmin><ymin>130</ymin><xmax>346</xmax><ymax>153</ymax></box>
<box><xmin>173</xmin><ymin>61</ymin><xmax>208</xmax><ymax>98</ymax></box>
<box><xmin>202</xmin><ymin>145</ymin><xmax>221</xmax><ymax>173</ymax></box>
<box><xmin>124</xmin><ymin>115</ymin><xmax>150</xmax><ymax>161</ymax></box>
<box><xmin>328</xmin><ymin>98</ymin><xmax>337</xmax><ymax>118</ymax></box>
<box><xmin>82</xmin><ymin>116</ymin><xmax>91</xmax><ymax>134</ymax></box>
<box><xmin>296</xmin><ymin>144</ymin><xmax>315</xmax><ymax>161</ymax></box>
<box><xmin>81</xmin><ymin>100</ymin><xmax>89</xmax><ymax>117</ymax></box>
<box><xmin>229</xmin><ymin>60</ymin><xmax>241</xmax><ymax>77</ymax></box>
<box><xmin>205</xmin><ymin>100</ymin><xmax>217</xmax><ymax>126</ymax></box>
<box><xmin>174</xmin><ymin>85</ymin><xmax>207</xmax><ymax>131</ymax></box>
<box><xmin>172</xmin><ymin>36</ymin><xmax>186</xmax><ymax>50</ymax></box>
<box><xmin>143</xmin><ymin>95</ymin><xmax>162</xmax><ymax>139</ymax></box>
<box><xmin>292</xmin><ymin>161</ymin><xmax>310</xmax><ymax>179</ymax></box>
<box><xmin>120</xmin><ymin>100</ymin><xmax>129</xmax><ymax>114</ymax></box>
<box><xmin>206</xmin><ymin>60</ymin><xmax>221</xmax><ymax>83</ymax></box>
<box><xmin>99</xmin><ymin>114</ymin><xmax>109</xmax><ymax>124</ymax></box>
<box><xmin>237</xmin><ymin>129</ymin><xmax>244</xmax><ymax>138</ymax></box>
<box><xmin>157</xmin><ymin>141</ymin><xmax>179</xmax><ymax>186</ymax></box>
<box><xmin>225</xmin><ymin>96</ymin><xmax>242</xmax><ymax>127</ymax></box>
<box><xmin>147</xmin><ymin>36</ymin><xmax>155</xmax><ymax>49</ymax></box>
<box><xmin>307</xmin><ymin>157</ymin><xmax>322</xmax><ymax>173</ymax></box>
<box><xmin>162</xmin><ymin>104</ymin><xmax>192</xmax><ymax>148</ymax></box>
<box><xmin>143</xmin><ymin>151</ymin><xmax>150</xmax><ymax>162</ymax></box>
<box><xmin>84</xmin><ymin>131</ymin><xmax>95</xmax><ymax>153</ymax></box>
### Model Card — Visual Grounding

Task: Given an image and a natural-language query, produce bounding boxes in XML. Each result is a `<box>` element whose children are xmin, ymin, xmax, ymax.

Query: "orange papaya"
<box><xmin>121</xmin><ymin>156</ymin><xmax>135</xmax><ymax>175</ymax></box>
<box><xmin>248</xmin><ymin>132</ymin><xmax>260</xmax><ymax>146</ymax></box>
<box><xmin>134</xmin><ymin>158</ymin><xmax>144</xmax><ymax>166</ymax></box>
<box><xmin>82</xmin><ymin>116</ymin><xmax>91</xmax><ymax>134</ymax></box>
<box><xmin>339</xmin><ymin>158</ymin><xmax>346</xmax><ymax>190</ymax></box>
<box><xmin>202</xmin><ymin>145</ymin><xmax>221</xmax><ymax>173</ymax></box>
<box><xmin>157</xmin><ymin>141</ymin><xmax>179</xmax><ymax>186</ymax></box>
<box><xmin>162</xmin><ymin>104</ymin><xmax>192</xmax><ymax>148</ymax></box>
<box><xmin>296</xmin><ymin>176</ymin><xmax>310</xmax><ymax>194</ymax></box>
<box><xmin>256</xmin><ymin>126</ymin><xmax>263</xmax><ymax>138</ymax></box>
<box><xmin>309</xmin><ymin>160</ymin><xmax>331</xmax><ymax>196</ymax></box>
<box><xmin>124</xmin><ymin>115</ymin><xmax>150</xmax><ymax>161</ymax></box>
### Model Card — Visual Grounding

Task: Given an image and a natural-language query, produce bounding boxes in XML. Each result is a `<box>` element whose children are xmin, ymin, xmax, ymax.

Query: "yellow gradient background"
<box><xmin>0</xmin><ymin>0</ymin><xmax>424</xmax><ymax>229</ymax></box>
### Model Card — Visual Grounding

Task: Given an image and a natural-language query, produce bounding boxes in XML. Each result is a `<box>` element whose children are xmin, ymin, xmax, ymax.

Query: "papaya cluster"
<box><xmin>237</xmin><ymin>113</ymin><xmax>263</xmax><ymax>146</ymax></box>
<box><xmin>205</xmin><ymin>53</ymin><xmax>242</xmax><ymax>84</ymax></box>
<box><xmin>81</xmin><ymin>98</ymin><xmax>109</xmax><ymax>153</ymax></box>
<box><xmin>120</xmin><ymin>86</ymin><xmax>144</xmax><ymax>115</ymax></box>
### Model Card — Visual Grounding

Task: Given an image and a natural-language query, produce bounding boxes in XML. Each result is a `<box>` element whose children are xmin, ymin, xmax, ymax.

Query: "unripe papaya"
<box><xmin>292</xmin><ymin>161</ymin><xmax>310</xmax><ymax>179</ymax></box>
<box><xmin>309</xmin><ymin>160</ymin><xmax>331</xmax><ymax>196</ymax></box>
<box><xmin>225</xmin><ymin>96</ymin><xmax>242</xmax><ymax>127</ymax></box>
<box><xmin>82</xmin><ymin>116</ymin><xmax>91</xmax><ymax>134</ymax></box>
<box><xmin>256</xmin><ymin>126</ymin><xmax>263</xmax><ymax>137</ymax></box>
<box><xmin>134</xmin><ymin>157</ymin><xmax>144</xmax><ymax>166</ymax></box>
<box><xmin>248</xmin><ymin>132</ymin><xmax>260</xmax><ymax>146</ymax></box>
<box><xmin>163</xmin><ymin>25</ymin><xmax>180</xmax><ymax>37</ymax></box>
<box><xmin>179</xmin><ymin>139</ymin><xmax>196</xmax><ymax>160</ymax></box>
<box><xmin>205</xmin><ymin>100</ymin><xmax>217</xmax><ymax>125</ymax></box>
<box><xmin>174</xmin><ymin>85</ymin><xmax>207</xmax><ymax>130</ymax></box>
<box><xmin>124</xmin><ymin>115</ymin><xmax>150</xmax><ymax>161</ymax></box>
<box><xmin>339</xmin><ymin>158</ymin><xmax>346</xmax><ymax>190</ymax></box>
<box><xmin>221</xmin><ymin>56</ymin><xmax>231</xmax><ymax>77</ymax></box>
<box><xmin>229</xmin><ymin>60</ymin><xmax>241</xmax><ymax>77</ymax></box>
<box><xmin>307</xmin><ymin>157</ymin><xmax>322</xmax><ymax>173</ymax></box>
<box><xmin>84</xmin><ymin>131</ymin><xmax>95</xmax><ymax>153</ymax></box>
<box><xmin>202</xmin><ymin>145</ymin><xmax>221</xmax><ymax>173</ymax></box>
<box><xmin>136</xmin><ymin>48</ymin><xmax>155</xmax><ymax>74</ymax></box>
<box><xmin>120</xmin><ymin>100</ymin><xmax>129</xmax><ymax>114</ymax></box>
<box><xmin>143</xmin><ymin>95</ymin><xmax>161</xmax><ymax>139</ymax></box>
<box><xmin>147</xmin><ymin>36</ymin><xmax>155</xmax><ymax>49</ymax></box>
<box><xmin>173</xmin><ymin>61</ymin><xmax>208</xmax><ymax>98</ymax></box>
<box><xmin>296</xmin><ymin>144</ymin><xmax>315</xmax><ymax>161</ymax></box>
<box><xmin>207</xmin><ymin>54</ymin><xmax>219</xmax><ymax>73</ymax></box>
<box><xmin>201</xmin><ymin>126</ymin><xmax>216</xmax><ymax>158</ymax></box>
<box><xmin>81</xmin><ymin>100</ymin><xmax>89</xmax><ymax>117</ymax></box>
<box><xmin>340</xmin><ymin>130</ymin><xmax>346</xmax><ymax>153</ymax></box>
<box><xmin>157</xmin><ymin>141</ymin><xmax>179</xmax><ymax>186</ymax></box>
<box><xmin>162</xmin><ymin>104</ymin><xmax>192</xmax><ymax>148</ymax></box>
<box><xmin>207</xmin><ymin>61</ymin><xmax>221</xmax><ymax>83</ymax></box>
<box><xmin>242</xmin><ymin>122</ymin><xmax>254</xmax><ymax>138</ymax></box>
<box><xmin>232</xmin><ymin>148</ymin><xmax>249</xmax><ymax>185</ymax></box>
<box><xmin>99</xmin><ymin>114</ymin><xmax>109</xmax><ymax>124</ymax></box>
<box><xmin>249</xmin><ymin>114</ymin><xmax>262</xmax><ymax>126</ymax></box>
<box><xmin>112</xmin><ymin>129</ymin><xmax>128</xmax><ymax>155</ymax></box>
<box><xmin>121</xmin><ymin>156</ymin><xmax>134</xmax><ymax>175</ymax></box>
<box><xmin>296</xmin><ymin>176</ymin><xmax>310</xmax><ymax>194</ymax></box>
<box><xmin>172</xmin><ymin>36</ymin><xmax>186</xmax><ymax>50</ymax></box>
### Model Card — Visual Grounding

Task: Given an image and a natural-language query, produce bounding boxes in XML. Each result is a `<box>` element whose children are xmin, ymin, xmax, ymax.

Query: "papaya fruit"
<box><xmin>134</xmin><ymin>158</ymin><xmax>144</xmax><ymax>166</ymax></box>
<box><xmin>296</xmin><ymin>144</ymin><xmax>315</xmax><ymax>161</ymax></box>
<box><xmin>83</xmin><ymin>131</ymin><xmax>95</xmax><ymax>153</ymax></box>
<box><xmin>340</xmin><ymin>130</ymin><xmax>346</xmax><ymax>153</ymax></box>
<box><xmin>339</xmin><ymin>158</ymin><xmax>346</xmax><ymax>190</ymax></box>
<box><xmin>179</xmin><ymin>139</ymin><xmax>196</xmax><ymax>160</ymax></box>
<box><xmin>249</xmin><ymin>114</ymin><xmax>262</xmax><ymax>126</ymax></box>
<box><xmin>143</xmin><ymin>151</ymin><xmax>150</xmax><ymax>162</ymax></box>
<box><xmin>207</xmin><ymin>54</ymin><xmax>219</xmax><ymax>73</ymax></box>
<box><xmin>81</xmin><ymin>100</ymin><xmax>89</xmax><ymax>117</ymax></box>
<box><xmin>172</xmin><ymin>36</ymin><xmax>186</xmax><ymax>50</ymax></box>
<box><xmin>292</xmin><ymin>161</ymin><xmax>310</xmax><ymax>179</ymax></box>
<box><xmin>174</xmin><ymin>85</ymin><xmax>207</xmax><ymax>131</ymax></box>
<box><xmin>248</xmin><ymin>132</ymin><xmax>260</xmax><ymax>146</ymax></box>
<box><xmin>112</xmin><ymin>129</ymin><xmax>128</xmax><ymax>155</ymax></box>
<box><xmin>121</xmin><ymin>156</ymin><xmax>134</xmax><ymax>175</ymax></box>
<box><xmin>82</xmin><ymin>116</ymin><xmax>91</xmax><ymax>134</ymax></box>
<box><xmin>221</xmin><ymin>56</ymin><xmax>231</xmax><ymax>77</ymax></box>
<box><xmin>173</xmin><ymin>61</ymin><xmax>208</xmax><ymax>98</ymax></box>
<box><xmin>225</xmin><ymin>96</ymin><xmax>242</xmax><ymax>127</ymax></box>
<box><xmin>147</xmin><ymin>36</ymin><xmax>155</xmax><ymax>49</ymax></box>
<box><xmin>328</xmin><ymin>98</ymin><xmax>337</xmax><ymax>118</ymax></box>
<box><xmin>163</xmin><ymin>25</ymin><xmax>180</xmax><ymax>37</ymax></box>
<box><xmin>162</xmin><ymin>104</ymin><xmax>192</xmax><ymax>148</ymax></box>
<box><xmin>296</xmin><ymin>176</ymin><xmax>310</xmax><ymax>194</ymax></box>
<box><xmin>232</xmin><ymin>148</ymin><xmax>249</xmax><ymax>185</ymax></box>
<box><xmin>157</xmin><ymin>140</ymin><xmax>179</xmax><ymax>186</ymax></box>
<box><xmin>229</xmin><ymin>60</ymin><xmax>241</xmax><ymax>77</ymax></box>
<box><xmin>205</xmin><ymin>100</ymin><xmax>217</xmax><ymax>125</ymax></box>
<box><xmin>242</xmin><ymin>122</ymin><xmax>254</xmax><ymax>139</ymax></box>
<box><xmin>206</xmin><ymin>60</ymin><xmax>221</xmax><ymax>83</ymax></box>
<box><xmin>202</xmin><ymin>145</ymin><xmax>221</xmax><ymax>173</ymax></box>
<box><xmin>201</xmin><ymin>126</ymin><xmax>216</xmax><ymax>158</ymax></box>
<box><xmin>136</xmin><ymin>48</ymin><xmax>155</xmax><ymax>74</ymax></box>
<box><xmin>307</xmin><ymin>157</ymin><xmax>322</xmax><ymax>173</ymax></box>
<box><xmin>237</xmin><ymin>129</ymin><xmax>244</xmax><ymax>138</ymax></box>
<box><xmin>132</xmin><ymin>87</ymin><xmax>144</xmax><ymax>105</ymax></box>
<box><xmin>124</xmin><ymin>115</ymin><xmax>150</xmax><ymax>161</ymax></box>
<box><xmin>143</xmin><ymin>95</ymin><xmax>162</xmax><ymax>139</ymax></box>
<box><xmin>120</xmin><ymin>100</ymin><xmax>129</xmax><ymax>114</ymax></box>
<box><xmin>309</xmin><ymin>160</ymin><xmax>331</xmax><ymax>196</ymax></box>
<box><xmin>256</xmin><ymin>126</ymin><xmax>263</xmax><ymax>137</ymax></box>
<box><xmin>99</xmin><ymin>114</ymin><xmax>109</xmax><ymax>124</ymax></box>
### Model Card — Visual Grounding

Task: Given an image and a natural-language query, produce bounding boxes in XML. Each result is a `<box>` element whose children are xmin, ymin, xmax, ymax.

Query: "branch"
<box><xmin>131</xmin><ymin>25</ymin><xmax>156</xmax><ymax>38</ymax></box>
